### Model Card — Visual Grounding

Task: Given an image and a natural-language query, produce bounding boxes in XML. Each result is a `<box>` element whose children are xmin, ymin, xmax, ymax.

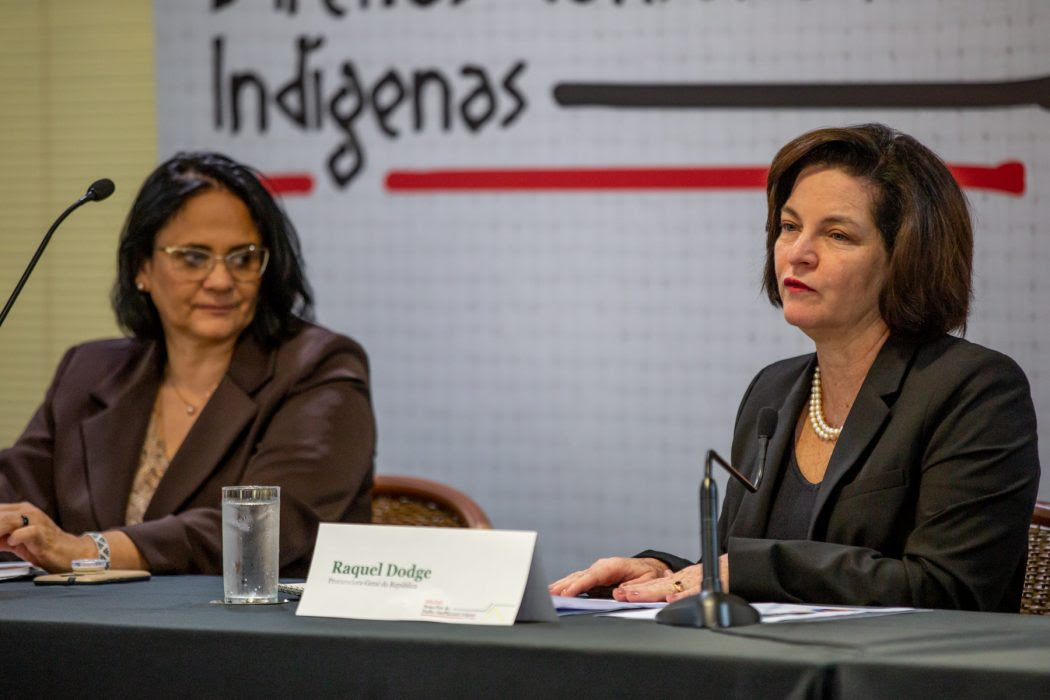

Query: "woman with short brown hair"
<box><xmin>552</xmin><ymin>124</ymin><xmax>1039</xmax><ymax>611</ymax></box>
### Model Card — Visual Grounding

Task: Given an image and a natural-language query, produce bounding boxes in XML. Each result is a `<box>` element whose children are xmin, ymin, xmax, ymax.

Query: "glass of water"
<box><xmin>222</xmin><ymin>485</ymin><xmax>280</xmax><ymax>604</ymax></box>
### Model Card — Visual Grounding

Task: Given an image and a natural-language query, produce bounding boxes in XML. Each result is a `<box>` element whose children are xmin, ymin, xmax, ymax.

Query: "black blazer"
<box><xmin>0</xmin><ymin>323</ymin><xmax>376</xmax><ymax>577</ymax></box>
<box><xmin>650</xmin><ymin>335</ymin><xmax>1040</xmax><ymax>611</ymax></box>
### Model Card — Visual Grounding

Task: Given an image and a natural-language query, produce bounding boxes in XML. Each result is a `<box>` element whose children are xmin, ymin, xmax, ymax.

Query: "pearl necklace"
<box><xmin>808</xmin><ymin>366</ymin><xmax>842</xmax><ymax>441</ymax></box>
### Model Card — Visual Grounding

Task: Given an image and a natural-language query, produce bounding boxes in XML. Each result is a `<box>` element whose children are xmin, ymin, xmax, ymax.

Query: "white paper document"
<box><xmin>752</xmin><ymin>602</ymin><xmax>917</xmax><ymax>623</ymax></box>
<box><xmin>594</xmin><ymin>600</ymin><xmax>917</xmax><ymax>623</ymax></box>
<box><xmin>296</xmin><ymin>524</ymin><xmax>557</xmax><ymax>625</ymax></box>
<box><xmin>552</xmin><ymin>595</ymin><xmax>665</xmax><ymax>615</ymax></box>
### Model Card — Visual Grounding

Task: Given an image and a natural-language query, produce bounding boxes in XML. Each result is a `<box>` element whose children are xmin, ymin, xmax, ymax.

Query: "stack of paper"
<box><xmin>552</xmin><ymin>595</ymin><xmax>918</xmax><ymax>624</ymax></box>
<box><xmin>0</xmin><ymin>560</ymin><xmax>40</xmax><ymax>582</ymax></box>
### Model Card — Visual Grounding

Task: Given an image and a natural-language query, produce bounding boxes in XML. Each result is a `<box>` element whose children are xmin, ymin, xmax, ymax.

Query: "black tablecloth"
<box><xmin>0</xmin><ymin>576</ymin><xmax>1047</xmax><ymax>698</ymax></box>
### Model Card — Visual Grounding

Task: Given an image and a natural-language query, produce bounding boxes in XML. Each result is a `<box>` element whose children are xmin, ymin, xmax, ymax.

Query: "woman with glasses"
<box><xmin>0</xmin><ymin>152</ymin><xmax>375</xmax><ymax>576</ymax></box>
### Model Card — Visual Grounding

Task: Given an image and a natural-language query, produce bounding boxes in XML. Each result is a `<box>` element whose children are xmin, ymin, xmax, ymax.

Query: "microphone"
<box><xmin>701</xmin><ymin>407</ymin><xmax>778</xmax><ymax>494</ymax></box>
<box><xmin>85</xmin><ymin>178</ymin><xmax>116</xmax><ymax>202</ymax></box>
<box><xmin>750</xmin><ymin>407</ymin><xmax>779</xmax><ymax>492</ymax></box>
<box><xmin>0</xmin><ymin>179</ymin><xmax>116</xmax><ymax>328</ymax></box>
<box><xmin>656</xmin><ymin>407</ymin><xmax>778</xmax><ymax>629</ymax></box>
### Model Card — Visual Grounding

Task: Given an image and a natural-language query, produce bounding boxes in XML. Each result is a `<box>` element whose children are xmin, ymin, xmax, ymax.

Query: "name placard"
<box><xmin>296</xmin><ymin>524</ymin><xmax>557</xmax><ymax>625</ymax></box>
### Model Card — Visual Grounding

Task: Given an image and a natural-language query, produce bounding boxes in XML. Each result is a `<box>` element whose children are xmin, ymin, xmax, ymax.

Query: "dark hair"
<box><xmin>762</xmin><ymin>123</ymin><xmax>972</xmax><ymax>340</ymax></box>
<box><xmin>112</xmin><ymin>151</ymin><xmax>314</xmax><ymax>346</ymax></box>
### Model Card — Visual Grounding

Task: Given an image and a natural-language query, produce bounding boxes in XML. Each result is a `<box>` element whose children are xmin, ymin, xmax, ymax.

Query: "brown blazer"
<box><xmin>0</xmin><ymin>323</ymin><xmax>375</xmax><ymax>577</ymax></box>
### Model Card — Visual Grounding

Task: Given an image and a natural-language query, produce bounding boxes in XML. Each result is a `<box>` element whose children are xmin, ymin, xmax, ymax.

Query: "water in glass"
<box><xmin>222</xmin><ymin>486</ymin><xmax>279</xmax><ymax>604</ymax></box>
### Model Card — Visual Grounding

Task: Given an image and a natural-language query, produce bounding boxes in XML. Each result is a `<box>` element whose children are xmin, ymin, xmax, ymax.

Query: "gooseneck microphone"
<box><xmin>657</xmin><ymin>407</ymin><xmax>779</xmax><ymax>629</ymax></box>
<box><xmin>85</xmin><ymin>178</ymin><xmax>116</xmax><ymax>202</ymax></box>
<box><xmin>0</xmin><ymin>178</ymin><xmax>115</xmax><ymax>328</ymax></box>
<box><xmin>750</xmin><ymin>406</ymin><xmax>779</xmax><ymax>492</ymax></box>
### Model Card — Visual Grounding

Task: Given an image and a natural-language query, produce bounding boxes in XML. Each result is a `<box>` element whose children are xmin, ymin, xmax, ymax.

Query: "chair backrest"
<box><xmin>1021</xmin><ymin>501</ymin><xmax>1050</xmax><ymax>615</ymax></box>
<box><xmin>371</xmin><ymin>475</ymin><xmax>492</xmax><ymax>529</ymax></box>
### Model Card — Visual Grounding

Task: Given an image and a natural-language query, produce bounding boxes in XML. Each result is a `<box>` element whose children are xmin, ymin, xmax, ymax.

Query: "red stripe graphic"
<box><xmin>386</xmin><ymin>162</ymin><xmax>1024</xmax><ymax>196</ymax></box>
<box><xmin>262</xmin><ymin>173</ymin><xmax>315</xmax><ymax>196</ymax></box>
<box><xmin>263</xmin><ymin>163</ymin><xmax>1024</xmax><ymax>196</ymax></box>
<box><xmin>948</xmin><ymin>162</ymin><xmax>1024</xmax><ymax>195</ymax></box>
<box><xmin>386</xmin><ymin>166</ymin><xmax>769</xmax><ymax>191</ymax></box>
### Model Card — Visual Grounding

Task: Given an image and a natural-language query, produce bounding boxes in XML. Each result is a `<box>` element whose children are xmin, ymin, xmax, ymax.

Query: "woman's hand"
<box><xmin>0</xmin><ymin>502</ymin><xmax>96</xmax><ymax>572</ymax></box>
<box><xmin>549</xmin><ymin>557</ymin><xmax>670</xmax><ymax>598</ymax></box>
<box><xmin>614</xmin><ymin>555</ymin><xmax>730</xmax><ymax>603</ymax></box>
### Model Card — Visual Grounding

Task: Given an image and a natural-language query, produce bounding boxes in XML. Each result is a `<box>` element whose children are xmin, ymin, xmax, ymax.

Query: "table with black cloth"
<box><xmin>0</xmin><ymin>576</ymin><xmax>1047</xmax><ymax>698</ymax></box>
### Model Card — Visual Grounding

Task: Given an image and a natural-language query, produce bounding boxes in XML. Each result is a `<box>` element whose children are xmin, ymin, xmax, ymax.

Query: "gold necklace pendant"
<box><xmin>166</xmin><ymin>375</ymin><xmax>219</xmax><ymax>416</ymax></box>
<box><xmin>168</xmin><ymin>382</ymin><xmax>198</xmax><ymax>415</ymax></box>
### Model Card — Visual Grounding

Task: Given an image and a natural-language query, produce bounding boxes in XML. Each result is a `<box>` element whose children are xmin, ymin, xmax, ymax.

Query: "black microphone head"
<box><xmin>757</xmin><ymin>407</ymin><xmax>778</xmax><ymax>439</ymax></box>
<box><xmin>85</xmin><ymin>178</ymin><xmax>115</xmax><ymax>202</ymax></box>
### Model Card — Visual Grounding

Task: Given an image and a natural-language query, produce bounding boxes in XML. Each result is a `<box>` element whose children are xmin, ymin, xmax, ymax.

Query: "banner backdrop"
<box><xmin>154</xmin><ymin>0</ymin><xmax>1048</xmax><ymax>579</ymax></box>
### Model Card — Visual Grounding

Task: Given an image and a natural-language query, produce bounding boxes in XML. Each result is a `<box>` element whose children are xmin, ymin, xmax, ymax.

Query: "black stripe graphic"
<box><xmin>553</xmin><ymin>76</ymin><xmax>1050</xmax><ymax>110</ymax></box>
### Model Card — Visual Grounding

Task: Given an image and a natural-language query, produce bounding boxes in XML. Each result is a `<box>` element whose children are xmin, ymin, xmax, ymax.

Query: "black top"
<box><xmin>764</xmin><ymin>446</ymin><xmax>820</xmax><ymax>540</ymax></box>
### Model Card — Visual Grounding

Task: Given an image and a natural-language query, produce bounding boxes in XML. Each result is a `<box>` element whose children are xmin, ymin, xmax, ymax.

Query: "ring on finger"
<box><xmin>672</xmin><ymin>580</ymin><xmax>685</xmax><ymax>593</ymax></box>
<box><xmin>21</xmin><ymin>514</ymin><xmax>29</xmax><ymax>527</ymax></box>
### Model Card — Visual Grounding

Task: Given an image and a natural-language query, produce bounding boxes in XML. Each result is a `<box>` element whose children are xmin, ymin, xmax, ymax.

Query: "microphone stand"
<box><xmin>0</xmin><ymin>179</ymin><xmax>115</xmax><ymax>329</ymax></box>
<box><xmin>655</xmin><ymin>450</ymin><xmax>760</xmax><ymax>628</ymax></box>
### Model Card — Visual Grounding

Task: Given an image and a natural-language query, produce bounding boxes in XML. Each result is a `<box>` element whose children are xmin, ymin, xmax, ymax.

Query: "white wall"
<box><xmin>153</xmin><ymin>0</ymin><xmax>1050</xmax><ymax>579</ymax></box>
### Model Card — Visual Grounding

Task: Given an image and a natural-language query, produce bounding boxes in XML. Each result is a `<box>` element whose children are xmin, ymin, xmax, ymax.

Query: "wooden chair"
<box><xmin>1021</xmin><ymin>501</ymin><xmax>1050</xmax><ymax>615</ymax></box>
<box><xmin>371</xmin><ymin>475</ymin><xmax>492</xmax><ymax>529</ymax></box>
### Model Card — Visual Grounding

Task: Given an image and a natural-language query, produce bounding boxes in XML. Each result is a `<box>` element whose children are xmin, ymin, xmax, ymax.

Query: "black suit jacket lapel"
<box><xmin>809</xmin><ymin>337</ymin><xmax>914</xmax><ymax>533</ymax></box>
<box><xmin>144</xmin><ymin>334</ymin><xmax>274</xmax><ymax>520</ymax></box>
<box><xmin>729</xmin><ymin>357</ymin><xmax>814</xmax><ymax>539</ymax></box>
<box><xmin>82</xmin><ymin>342</ymin><xmax>163</xmax><ymax>529</ymax></box>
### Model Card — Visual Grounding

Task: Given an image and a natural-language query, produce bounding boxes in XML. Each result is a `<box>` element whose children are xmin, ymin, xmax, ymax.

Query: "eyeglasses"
<box><xmin>156</xmin><ymin>244</ymin><xmax>270</xmax><ymax>282</ymax></box>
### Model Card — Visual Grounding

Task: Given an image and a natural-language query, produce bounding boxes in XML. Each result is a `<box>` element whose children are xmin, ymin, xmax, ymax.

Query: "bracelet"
<box><xmin>84</xmin><ymin>531</ymin><xmax>111</xmax><ymax>569</ymax></box>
